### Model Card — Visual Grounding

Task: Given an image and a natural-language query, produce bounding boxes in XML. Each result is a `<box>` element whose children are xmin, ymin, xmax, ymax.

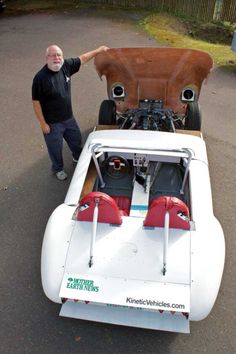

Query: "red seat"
<box><xmin>111</xmin><ymin>196</ymin><xmax>131</xmax><ymax>216</ymax></box>
<box><xmin>143</xmin><ymin>196</ymin><xmax>190</xmax><ymax>230</ymax></box>
<box><xmin>77</xmin><ymin>192</ymin><xmax>126</xmax><ymax>224</ymax></box>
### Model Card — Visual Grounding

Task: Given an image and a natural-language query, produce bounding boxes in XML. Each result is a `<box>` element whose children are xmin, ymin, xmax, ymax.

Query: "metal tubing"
<box><xmin>91</xmin><ymin>145</ymin><xmax>106</xmax><ymax>188</ymax></box>
<box><xmin>180</xmin><ymin>149</ymin><xmax>193</xmax><ymax>195</ymax></box>
<box><xmin>163</xmin><ymin>211</ymin><xmax>170</xmax><ymax>276</ymax></box>
<box><xmin>89</xmin><ymin>201</ymin><xmax>99</xmax><ymax>267</ymax></box>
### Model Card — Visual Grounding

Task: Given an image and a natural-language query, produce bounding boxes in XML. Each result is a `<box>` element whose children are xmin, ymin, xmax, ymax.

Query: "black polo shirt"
<box><xmin>32</xmin><ymin>58</ymin><xmax>81</xmax><ymax>123</ymax></box>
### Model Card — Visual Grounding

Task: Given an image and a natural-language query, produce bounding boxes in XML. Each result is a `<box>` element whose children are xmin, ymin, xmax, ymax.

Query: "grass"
<box><xmin>139</xmin><ymin>13</ymin><xmax>236</xmax><ymax>73</ymax></box>
<box><xmin>4</xmin><ymin>1</ymin><xmax>236</xmax><ymax>73</ymax></box>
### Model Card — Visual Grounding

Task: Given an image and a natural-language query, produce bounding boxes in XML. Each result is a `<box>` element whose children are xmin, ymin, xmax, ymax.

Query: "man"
<box><xmin>32</xmin><ymin>44</ymin><xmax>109</xmax><ymax>180</ymax></box>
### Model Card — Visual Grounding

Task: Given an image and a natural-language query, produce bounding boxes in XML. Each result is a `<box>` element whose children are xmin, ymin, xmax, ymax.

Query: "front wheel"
<box><xmin>98</xmin><ymin>100</ymin><xmax>117</xmax><ymax>125</ymax></box>
<box><xmin>184</xmin><ymin>102</ymin><xmax>202</xmax><ymax>131</ymax></box>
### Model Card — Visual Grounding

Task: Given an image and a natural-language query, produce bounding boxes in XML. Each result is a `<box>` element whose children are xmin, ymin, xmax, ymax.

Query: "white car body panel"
<box><xmin>41</xmin><ymin>129</ymin><xmax>225</xmax><ymax>333</ymax></box>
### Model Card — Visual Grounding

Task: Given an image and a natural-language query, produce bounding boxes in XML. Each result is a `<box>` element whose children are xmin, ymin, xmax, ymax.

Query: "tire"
<box><xmin>184</xmin><ymin>102</ymin><xmax>202</xmax><ymax>131</ymax></box>
<box><xmin>98</xmin><ymin>100</ymin><xmax>116</xmax><ymax>125</ymax></box>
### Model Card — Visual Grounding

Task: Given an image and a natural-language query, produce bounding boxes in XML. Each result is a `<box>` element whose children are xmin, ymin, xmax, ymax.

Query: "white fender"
<box><xmin>41</xmin><ymin>204</ymin><xmax>76</xmax><ymax>303</ymax></box>
<box><xmin>190</xmin><ymin>218</ymin><xmax>225</xmax><ymax>320</ymax></box>
<box><xmin>189</xmin><ymin>160</ymin><xmax>225</xmax><ymax>320</ymax></box>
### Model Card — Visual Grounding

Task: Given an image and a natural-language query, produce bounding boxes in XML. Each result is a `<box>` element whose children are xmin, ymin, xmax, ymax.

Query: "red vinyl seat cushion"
<box><xmin>77</xmin><ymin>192</ymin><xmax>129</xmax><ymax>224</ymax></box>
<box><xmin>111</xmin><ymin>196</ymin><xmax>131</xmax><ymax>216</ymax></box>
<box><xmin>143</xmin><ymin>196</ymin><xmax>190</xmax><ymax>230</ymax></box>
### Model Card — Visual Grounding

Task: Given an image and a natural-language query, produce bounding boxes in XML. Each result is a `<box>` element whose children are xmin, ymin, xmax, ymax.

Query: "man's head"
<box><xmin>46</xmin><ymin>45</ymin><xmax>64</xmax><ymax>72</ymax></box>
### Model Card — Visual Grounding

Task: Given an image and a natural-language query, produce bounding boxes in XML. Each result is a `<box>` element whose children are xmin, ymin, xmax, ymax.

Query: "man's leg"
<box><xmin>63</xmin><ymin>118</ymin><xmax>82</xmax><ymax>161</ymax></box>
<box><xmin>43</xmin><ymin>123</ymin><xmax>64</xmax><ymax>173</ymax></box>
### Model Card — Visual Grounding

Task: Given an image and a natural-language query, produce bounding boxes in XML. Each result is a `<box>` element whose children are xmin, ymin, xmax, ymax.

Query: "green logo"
<box><xmin>66</xmin><ymin>278</ymin><xmax>99</xmax><ymax>292</ymax></box>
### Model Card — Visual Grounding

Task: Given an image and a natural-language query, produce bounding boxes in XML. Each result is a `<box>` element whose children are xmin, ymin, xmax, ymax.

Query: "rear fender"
<box><xmin>41</xmin><ymin>204</ymin><xmax>76</xmax><ymax>303</ymax></box>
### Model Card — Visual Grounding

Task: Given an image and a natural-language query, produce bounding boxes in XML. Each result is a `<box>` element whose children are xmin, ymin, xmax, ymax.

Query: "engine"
<box><xmin>118</xmin><ymin>99</ymin><xmax>182</xmax><ymax>132</ymax></box>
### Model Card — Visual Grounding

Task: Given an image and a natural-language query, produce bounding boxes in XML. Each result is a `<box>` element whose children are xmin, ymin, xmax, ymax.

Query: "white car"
<box><xmin>41</xmin><ymin>48</ymin><xmax>225</xmax><ymax>334</ymax></box>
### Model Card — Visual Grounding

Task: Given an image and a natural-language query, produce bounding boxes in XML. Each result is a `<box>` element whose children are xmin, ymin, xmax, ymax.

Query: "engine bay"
<box><xmin>117</xmin><ymin>99</ymin><xmax>184</xmax><ymax>131</ymax></box>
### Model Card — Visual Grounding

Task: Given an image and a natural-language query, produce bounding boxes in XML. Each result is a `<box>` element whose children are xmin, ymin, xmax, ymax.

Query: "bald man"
<box><xmin>32</xmin><ymin>44</ymin><xmax>109</xmax><ymax>180</ymax></box>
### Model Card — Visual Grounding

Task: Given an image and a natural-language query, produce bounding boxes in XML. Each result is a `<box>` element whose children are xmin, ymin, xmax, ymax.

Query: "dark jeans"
<box><xmin>44</xmin><ymin>117</ymin><xmax>82</xmax><ymax>173</ymax></box>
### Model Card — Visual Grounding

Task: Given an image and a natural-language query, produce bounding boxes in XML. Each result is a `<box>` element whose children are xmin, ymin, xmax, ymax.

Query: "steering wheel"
<box><xmin>102</xmin><ymin>155</ymin><xmax>130</xmax><ymax>179</ymax></box>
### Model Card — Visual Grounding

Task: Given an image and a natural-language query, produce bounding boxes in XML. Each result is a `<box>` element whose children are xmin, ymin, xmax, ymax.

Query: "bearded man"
<box><xmin>32</xmin><ymin>44</ymin><xmax>109</xmax><ymax>180</ymax></box>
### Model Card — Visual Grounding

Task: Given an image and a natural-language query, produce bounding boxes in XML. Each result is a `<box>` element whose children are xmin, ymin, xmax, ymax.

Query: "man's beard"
<box><xmin>48</xmin><ymin>60</ymin><xmax>64</xmax><ymax>72</ymax></box>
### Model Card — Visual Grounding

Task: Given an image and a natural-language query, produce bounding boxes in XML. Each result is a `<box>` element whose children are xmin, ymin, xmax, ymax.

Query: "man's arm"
<box><xmin>32</xmin><ymin>100</ymin><xmax>50</xmax><ymax>134</ymax></box>
<box><xmin>79</xmin><ymin>46</ymin><xmax>109</xmax><ymax>65</ymax></box>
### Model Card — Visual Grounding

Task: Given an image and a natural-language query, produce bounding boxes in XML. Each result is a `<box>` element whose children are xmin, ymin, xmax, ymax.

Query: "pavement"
<box><xmin>0</xmin><ymin>8</ymin><xmax>235</xmax><ymax>354</ymax></box>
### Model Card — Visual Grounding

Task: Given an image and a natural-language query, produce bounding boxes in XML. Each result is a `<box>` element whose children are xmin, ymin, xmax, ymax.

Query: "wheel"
<box><xmin>98</xmin><ymin>100</ymin><xmax>116</xmax><ymax>125</ymax></box>
<box><xmin>102</xmin><ymin>155</ymin><xmax>130</xmax><ymax>179</ymax></box>
<box><xmin>184</xmin><ymin>102</ymin><xmax>202</xmax><ymax>131</ymax></box>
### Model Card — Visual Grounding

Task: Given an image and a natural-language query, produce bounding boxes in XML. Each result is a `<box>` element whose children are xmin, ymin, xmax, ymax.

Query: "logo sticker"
<box><xmin>66</xmin><ymin>278</ymin><xmax>99</xmax><ymax>292</ymax></box>
<box><xmin>177</xmin><ymin>212</ymin><xmax>189</xmax><ymax>222</ymax></box>
<box><xmin>79</xmin><ymin>203</ymin><xmax>90</xmax><ymax>211</ymax></box>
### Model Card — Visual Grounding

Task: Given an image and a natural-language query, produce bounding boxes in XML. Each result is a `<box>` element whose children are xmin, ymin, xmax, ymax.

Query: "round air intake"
<box><xmin>181</xmin><ymin>88</ymin><xmax>196</xmax><ymax>102</ymax></box>
<box><xmin>112</xmin><ymin>84</ymin><xmax>125</xmax><ymax>98</ymax></box>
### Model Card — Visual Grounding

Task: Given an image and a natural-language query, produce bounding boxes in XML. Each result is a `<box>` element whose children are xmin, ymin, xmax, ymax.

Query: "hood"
<box><xmin>94</xmin><ymin>47</ymin><xmax>213</xmax><ymax>113</ymax></box>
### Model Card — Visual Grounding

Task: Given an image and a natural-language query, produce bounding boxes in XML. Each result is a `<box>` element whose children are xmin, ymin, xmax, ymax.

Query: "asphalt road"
<box><xmin>0</xmin><ymin>9</ymin><xmax>235</xmax><ymax>354</ymax></box>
